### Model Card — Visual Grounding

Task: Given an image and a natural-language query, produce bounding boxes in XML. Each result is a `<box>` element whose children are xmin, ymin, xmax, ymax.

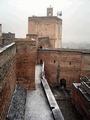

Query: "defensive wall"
<box><xmin>37</xmin><ymin>48</ymin><xmax>90</xmax><ymax>88</ymax></box>
<box><xmin>0</xmin><ymin>39</ymin><xmax>37</xmax><ymax>119</ymax></box>
<box><xmin>15</xmin><ymin>39</ymin><xmax>37</xmax><ymax>90</ymax></box>
<box><xmin>0</xmin><ymin>43</ymin><xmax>16</xmax><ymax>120</ymax></box>
<box><xmin>0</xmin><ymin>40</ymin><xmax>90</xmax><ymax>119</ymax></box>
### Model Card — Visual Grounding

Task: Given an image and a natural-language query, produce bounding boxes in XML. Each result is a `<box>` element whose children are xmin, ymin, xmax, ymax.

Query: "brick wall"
<box><xmin>37</xmin><ymin>49</ymin><xmax>88</xmax><ymax>88</ymax></box>
<box><xmin>16</xmin><ymin>40</ymin><xmax>37</xmax><ymax>90</ymax></box>
<box><xmin>0</xmin><ymin>43</ymin><xmax>16</xmax><ymax>120</ymax></box>
<box><xmin>59</xmin><ymin>51</ymin><xmax>82</xmax><ymax>87</ymax></box>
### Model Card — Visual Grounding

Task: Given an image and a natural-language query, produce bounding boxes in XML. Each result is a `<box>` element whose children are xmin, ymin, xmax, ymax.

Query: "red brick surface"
<box><xmin>0</xmin><ymin>40</ymin><xmax>90</xmax><ymax>120</ymax></box>
<box><xmin>16</xmin><ymin>40</ymin><xmax>37</xmax><ymax>90</ymax></box>
<box><xmin>37</xmin><ymin>50</ymin><xmax>90</xmax><ymax>88</ymax></box>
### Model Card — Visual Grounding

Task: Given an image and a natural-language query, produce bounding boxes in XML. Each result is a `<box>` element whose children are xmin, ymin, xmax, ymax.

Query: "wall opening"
<box><xmin>69</xmin><ymin>62</ymin><xmax>71</xmax><ymax>65</ymax></box>
<box><xmin>40</xmin><ymin>59</ymin><xmax>43</xmax><ymax>64</ymax></box>
<box><xmin>39</xmin><ymin>46</ymin><xmax>42</xmax><ymax>49</ymax></box>
<box><xmin>54</xmin><ymin>60</ymin><xmax>56</xmax><ymax>63</ymax></box>
<box><xmin>60</xmin><ymin>78</ymin><xmax>66</xmax><ymax>88</ymax></box>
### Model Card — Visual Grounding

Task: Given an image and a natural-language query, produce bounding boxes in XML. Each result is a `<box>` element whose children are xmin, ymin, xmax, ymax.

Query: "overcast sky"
<box><xmin>0</xmin><ymin>0</ymin><xmax>90</xmax><ymax>43</ymax></box>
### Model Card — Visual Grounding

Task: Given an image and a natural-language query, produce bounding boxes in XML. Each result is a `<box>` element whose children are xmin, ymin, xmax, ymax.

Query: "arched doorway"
<box><xmin>40</xmin><ymin>59</ymin><xmax>43</xmax><ymax>65</ymax></box>
<box><xmin>39</xmin><ymin>46</ymin><xmax>42</xmax><ymax>49</ymax></box>
<box><xmin>60</xmin><ymin>78</ymin><xmax>66</xmax><ymax>88</ymax></box>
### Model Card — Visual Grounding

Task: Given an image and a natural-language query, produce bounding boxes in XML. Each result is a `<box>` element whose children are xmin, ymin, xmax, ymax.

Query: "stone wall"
<box><xmin>59</xmin><ymin>51</ymin><xmax>82</xmax><ymax>87</ymax></box>
<box><xmin>2</xmin><ymin>32</ymin><xmax>15</xmax><ymax>46</ymax></box>
<box><xmin>16</xmin><ymin>39</ymin><xmax>37</xmax><ymax>90</ymax></box>
<box><xmin>37</xmin><ymin>49</ymin><xmax>90</xmax><ymax>88</ymax></box>
<box><xmin>0</xmin><ymin>43</ymin><xmax>16</xmax><ymax>120</ymax></box>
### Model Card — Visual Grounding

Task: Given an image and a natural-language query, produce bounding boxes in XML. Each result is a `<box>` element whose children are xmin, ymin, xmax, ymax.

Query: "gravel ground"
<box><xmin>6</xmin><ymin>85</ymin><xmax>27</xmax><ymax>120</ymax></box>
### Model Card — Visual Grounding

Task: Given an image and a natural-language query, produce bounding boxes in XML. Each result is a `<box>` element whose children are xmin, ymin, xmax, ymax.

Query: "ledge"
<box><xmin>0</xmin><ymin>42</ymin><xmax>15</xmax><ymax>54</ymax></box>
<box><xmin>41</xmin><ymin>76</ymin><xmax>64</xmax><ymax>120</ymax></box>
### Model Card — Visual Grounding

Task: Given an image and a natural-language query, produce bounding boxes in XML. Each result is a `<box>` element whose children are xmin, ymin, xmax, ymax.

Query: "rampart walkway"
<box><xmin>25</xmin><ymin>65</ymin><xmax>54</xmax><ymax>120</ymax></box>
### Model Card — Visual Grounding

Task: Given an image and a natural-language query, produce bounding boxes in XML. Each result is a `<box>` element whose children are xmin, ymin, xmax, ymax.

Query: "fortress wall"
<box><xmin>0</xmin><ymin>43</ymin><xmax>16</xmax><ymax>120</ymax></box>
<box><xmin>37</xmin><ymin>50</ymin><xmax>58</xmax><ymax>86</ymax></box>
<box><xmin>16</xmin><ymin>39</ymin><xmax>37</xmax><ymax>90</ymax></box>
<box><xmin>37</xmin><ymin>49</ymin><xmax>84</xmax><ymax>88</ymax></box>
<box><xmin>59</xmin><ymin>51</ymin><xmax>82</xmax><ymax>87</ymax></box>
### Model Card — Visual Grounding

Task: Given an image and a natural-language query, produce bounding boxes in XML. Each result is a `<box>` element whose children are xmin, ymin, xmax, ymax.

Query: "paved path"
<box><xmin>25</xmin><ymin>65</ymin><xmax>54</xmax><ymax>120</ymax></box>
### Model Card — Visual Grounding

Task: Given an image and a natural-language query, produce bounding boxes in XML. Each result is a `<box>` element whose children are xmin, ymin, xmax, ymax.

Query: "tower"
<box><xmin>28</xmin><ymin>7</ymin><xmax>62</xmax><ymax>48</ymax></box>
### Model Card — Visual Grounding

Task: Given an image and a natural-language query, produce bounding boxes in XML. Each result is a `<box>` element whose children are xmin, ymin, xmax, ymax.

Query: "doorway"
<box><xmin>60</xmin><ymin>78</ymin><xmax>66</xmax><ymax>88</ymax></box>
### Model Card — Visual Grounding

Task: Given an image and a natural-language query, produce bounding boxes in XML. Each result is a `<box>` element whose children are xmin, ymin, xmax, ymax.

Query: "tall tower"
<box><xmin>28</xmin><ymin>7</ymin><xmax>62</xmax><ymax>48</ymax></box>
<box><xmin>47</xmin><ymin>6</ymin><xmax>53</xmax><ymax>16</ymax></box>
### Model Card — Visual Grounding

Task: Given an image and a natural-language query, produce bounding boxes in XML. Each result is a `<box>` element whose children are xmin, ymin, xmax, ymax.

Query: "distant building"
<box><xmin>2</xmin><ymin>32</ymin><xmax>15</xmax><ymax>45</ymax></box>
<box><xmin>28</xmin><ymin>7</ymin><xmax>62</xmax><ymax>48</ymax></box>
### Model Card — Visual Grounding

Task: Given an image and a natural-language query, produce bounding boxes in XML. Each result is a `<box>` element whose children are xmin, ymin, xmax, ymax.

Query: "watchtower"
<box><xmin>28</xmin><ymin>7</ymin><xmax>62</xmax><ymax>48</ymax></box>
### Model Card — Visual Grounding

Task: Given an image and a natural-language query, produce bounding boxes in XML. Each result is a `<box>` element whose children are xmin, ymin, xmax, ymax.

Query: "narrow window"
<box><xmin>40</xmin><ymin>46</ymin><xmax>42</xmax><ymax>49</ymax></box>
<box><xmin>54</xmin><ymin>60</ymin><xmax>56</xmax><ymax>63</ymax></box>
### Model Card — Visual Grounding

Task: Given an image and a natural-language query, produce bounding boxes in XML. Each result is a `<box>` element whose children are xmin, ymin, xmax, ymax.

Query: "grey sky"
<box><xmin>0</xmin><ymin>0</ymin><xmax>90</xmax><ymax>43</ymax></box>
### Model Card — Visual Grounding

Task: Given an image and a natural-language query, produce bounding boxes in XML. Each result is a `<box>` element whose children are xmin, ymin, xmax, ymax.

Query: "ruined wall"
<box><xmin>0</xmin><ymin>43</ymin><xmax>16</xmax><ymax>120</ymax></box>
<box><xmin>28</xmin><ymin>17</ymin><xmax>62</xmax><ymax>48</ymax></box>
<box><xmin>37</xmin><ymin>49</ymin><xmax>88</xmax><ymax>88</ymax></box>
<box><xmin>16</xmin><ymin>39</ymin><xmax>37</xmax><ymax>90</ymax></box>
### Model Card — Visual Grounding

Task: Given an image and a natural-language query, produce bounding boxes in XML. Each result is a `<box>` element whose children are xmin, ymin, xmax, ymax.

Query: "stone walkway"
<box><xmin>25</xmin><ymin>65</ymin><xmax>54</xmax><ymax>120</ymax></box>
